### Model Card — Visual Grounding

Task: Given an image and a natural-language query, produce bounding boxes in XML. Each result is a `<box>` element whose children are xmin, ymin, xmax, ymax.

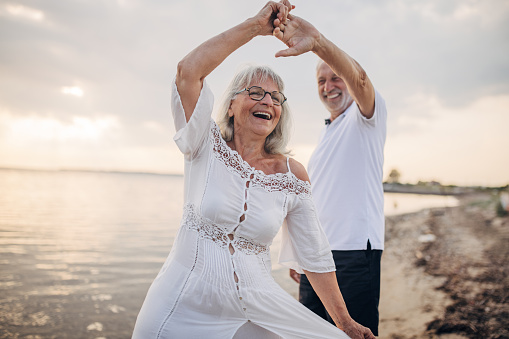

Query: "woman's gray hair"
<box><xmin>216</xmin><ymin>64</ymin><xmax>292</xmax><ymax>155</ymax></box>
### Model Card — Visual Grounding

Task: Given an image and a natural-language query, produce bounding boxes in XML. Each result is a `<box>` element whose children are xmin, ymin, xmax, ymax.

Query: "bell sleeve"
<box><xmin>278</xmin><ymin>190</ymin><xmax>335</xmax><ymax>274</ymax></box>
<box><xmin>171</xmin><ymin>78</ymin><xmax>215</xmax><ymax>157</ymax></box>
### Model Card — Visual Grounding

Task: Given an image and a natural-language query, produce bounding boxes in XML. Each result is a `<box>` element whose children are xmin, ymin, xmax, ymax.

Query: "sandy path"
<box><xmin>379</xmin><ymin>193</ymin><xmax>508</xmax><ymax>339</ymax></box>
<box><xmin>379</xmin><ymin>209</ymin><xmax>467</xmax><ymax>339</ymax></box>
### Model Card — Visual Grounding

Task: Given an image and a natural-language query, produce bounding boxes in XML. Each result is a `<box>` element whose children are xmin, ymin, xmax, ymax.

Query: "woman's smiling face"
<box><xmin>228</xmin><ymin>78</ymin><xmax>282</xmax><ymax>139</ymax></box>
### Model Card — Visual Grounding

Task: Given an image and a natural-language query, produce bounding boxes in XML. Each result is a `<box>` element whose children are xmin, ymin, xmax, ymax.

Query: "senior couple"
<box><xmin>133</xmin><ymin>1</ymin><xmax>387</xmax><ymax>338</ymax></box>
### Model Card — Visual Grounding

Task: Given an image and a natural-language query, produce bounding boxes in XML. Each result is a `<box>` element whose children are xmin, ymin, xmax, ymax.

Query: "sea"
<box><xmin>0</xmin><ymin>168</ymin><xmax>459</xmax><ymax>338</ymax></box>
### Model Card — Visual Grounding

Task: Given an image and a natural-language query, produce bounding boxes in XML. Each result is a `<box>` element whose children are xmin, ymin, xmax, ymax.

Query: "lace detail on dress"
<box><xmin>184</xmin><ymin>204</ymin><xmax>230</xmax><ymax>247</ymax></box>
<box><xmin>211</xmin><ymin>124</ymin><xmax>252</xmax><ymax>179</ymax></box>
<box><xmin>210</xmin><ymin>123</ymin><xmax>312</xmax><ymax>198</ymax></box>
<box><xmin>251</xmin><ymin>172</ymin><xmax>311</xmax><ymax>198</ymax></box>
<box><xmin>232</xmin><ymin>237</ymin><xmax>268</xmax><ymax>256</ymax></box>
<box><xmin>183</xmin><ymin>204</ymin><xmax>269</xmax><ymax>255</ymax></box>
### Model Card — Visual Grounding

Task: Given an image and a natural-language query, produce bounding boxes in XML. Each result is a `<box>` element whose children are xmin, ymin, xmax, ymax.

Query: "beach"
<box><xmin>377</xmin><ymin>193</ymin><xmax>508</xmax><ymax>339</ymax></box>
<box><xmin>271</xmin><ymin>192</ymin><xmax>508</xmax><ymax>339</ymax></box>
<box><xmin>0</xmin><ymin>169</ymin><xmax>507</xmax><ymax>338</ymax></box>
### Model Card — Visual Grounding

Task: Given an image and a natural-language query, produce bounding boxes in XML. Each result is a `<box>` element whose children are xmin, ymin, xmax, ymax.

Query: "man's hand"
<box><xmin>289</xmin><ymin>269</ymin><xmax>300</xmax><ymax>283</ymax></box>
<box><xmin>273</xmin><ymin>12</ymin><xmax>321</xmax><ymax>58</ymax></box>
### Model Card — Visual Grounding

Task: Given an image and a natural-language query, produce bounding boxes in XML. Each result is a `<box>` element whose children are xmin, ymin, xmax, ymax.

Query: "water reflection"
<box><xmin>384</xmin><ymin>192</ymin><xmax>459</xmax><ymax>216</ymax></box>
<box><xmin>0</xmin><ymin>169</ymin><xmax>183</xmax><ymax>337</ymax></box>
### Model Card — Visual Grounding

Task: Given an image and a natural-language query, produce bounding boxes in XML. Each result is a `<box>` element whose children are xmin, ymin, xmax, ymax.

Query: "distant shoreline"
<box><xmin>1</xmin><ymin>167</ymin><xmax>505</xmax><ymax>192</ymax></box>
<box><xmin>0</xmin><ymin>166</ymin><xmax>184</xmax><ymax>178</ymax></box>
<box><xmin>383</xmin><ymin>183</ymin><xmax>479</xmax><ymax>196</ymax></box>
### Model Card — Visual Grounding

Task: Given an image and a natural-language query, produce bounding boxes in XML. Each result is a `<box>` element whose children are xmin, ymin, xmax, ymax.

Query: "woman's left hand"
<box><xmin>252</xmin><ymin>1</ymin><xmax>294</xmax><ymax>36</ymax></box>
<box><xmin>342</xmin><ymin>320</ymin><xmax>376</xmax><ymax>339</ymax></box>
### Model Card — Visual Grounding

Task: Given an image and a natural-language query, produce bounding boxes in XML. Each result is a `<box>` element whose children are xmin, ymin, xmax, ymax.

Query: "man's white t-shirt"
<box><xmin>308</xmin><ymin>90</ymin><xmax>387</xmax><ymax>251</ymax></box>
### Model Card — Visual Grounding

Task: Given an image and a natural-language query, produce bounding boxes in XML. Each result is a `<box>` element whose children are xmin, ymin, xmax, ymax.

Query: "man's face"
<box><xmin>316</xmin><ymin>62</ymin><xmax>354</xmax><ymax>118</ymax></box>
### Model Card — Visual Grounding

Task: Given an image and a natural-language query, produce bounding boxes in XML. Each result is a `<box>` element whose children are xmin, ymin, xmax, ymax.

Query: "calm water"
<box><xmin>384</xmin><ymin>191</ymin><xmax>459</xmax><ymax>216</ymax></box>
<box><xmin>0</xmin><ymin>169</ymin><xmax>458</xmax><ymax>338</ymax></box>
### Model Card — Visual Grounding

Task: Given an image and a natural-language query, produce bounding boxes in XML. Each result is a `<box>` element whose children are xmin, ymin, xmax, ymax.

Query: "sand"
<box><xmin>377</xmin><ymin>193</ymin><xmax>508</xmax><ymax>339</ymax></box>
<box><xmin>274</xmin><ymin>192</ymin><xmax>508</xmax><ymax>339</ymax></box>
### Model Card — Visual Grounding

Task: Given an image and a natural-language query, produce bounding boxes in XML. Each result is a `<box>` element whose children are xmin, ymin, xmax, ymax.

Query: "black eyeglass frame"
<box><xmin>234</xmin><ymin>86</ymin><xmax>287</xmax><ymax>106</ymax></box>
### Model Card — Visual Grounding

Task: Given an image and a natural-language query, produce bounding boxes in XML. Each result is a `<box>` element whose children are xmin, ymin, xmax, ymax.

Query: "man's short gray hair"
<box><xmin>316</xmin><ymin>59</ymin><xmax>329</xmax><ymax>74</ymax></box>
<box><xmin>216</xmin><ymin>64</ymin><xmax>292</xmax><ymax>155</ymax></box>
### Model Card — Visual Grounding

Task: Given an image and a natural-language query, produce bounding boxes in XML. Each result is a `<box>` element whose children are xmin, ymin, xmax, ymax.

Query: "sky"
<box><xmin>0</xmin><ymin>0</ymin><xmax>508</xmax><ymax>187</ymax></box>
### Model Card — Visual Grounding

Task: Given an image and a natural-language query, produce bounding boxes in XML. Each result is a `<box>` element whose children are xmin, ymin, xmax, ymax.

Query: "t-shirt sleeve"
<box><xmin>171</xmin><ymin>78</ymin><xmax>215</xmax><ymax>156</ymax></box>
<box><xmin>278</xmin><ymin>190</ymin><xmax>335</xmax><ymax>274</ymax></box>
<box><xmin>358</xmin><ymin>89</ymin><xmax>388</xmax><ymax>128</ymax></box>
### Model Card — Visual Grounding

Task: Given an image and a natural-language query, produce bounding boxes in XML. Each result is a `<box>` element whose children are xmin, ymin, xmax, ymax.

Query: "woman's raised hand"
<box><xmin>252</xmin><ymin>1</ymin><xmax>294</xmax><ymax>36</ymax></box>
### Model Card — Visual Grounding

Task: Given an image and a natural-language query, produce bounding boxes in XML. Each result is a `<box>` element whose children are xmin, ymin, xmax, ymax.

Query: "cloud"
<box><xmin>0</xmin><ymin>112</ymin><xmax>119</xmax><ymax>142</ymax></box>
<box><xmin>2</xmin><ymin>3</ymin><xmax>45</xmax><ymax>21</ymax></box>
<box><xmin>364</xmin><ymin>0</ymin><xmax>509</xmax><ymax>108</ymax></box>
<box><xmin>61</xmin><ymin>86</ymin><xmax>84</xmax><ymax>97</ymax></box>
<box><xmin>0</xmin><ymin>0</ymin><xmax>507</xmax><ymax>185</ymax></box>
<box><xmin>3</xmin><ymin>0</ymin><xmax>506</xmax><ymax>120</ymax></box>
<box><xmin>384</xmin><ymin>93</ymin><xmax>509</xmax><ymax>186</ymax></box>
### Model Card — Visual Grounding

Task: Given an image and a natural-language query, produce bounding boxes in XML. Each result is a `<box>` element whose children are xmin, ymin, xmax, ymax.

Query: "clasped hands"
<box><xmin>257</xmin><ymin>0</ymin><xmax>321</xmax><ymax>58</ymax></box>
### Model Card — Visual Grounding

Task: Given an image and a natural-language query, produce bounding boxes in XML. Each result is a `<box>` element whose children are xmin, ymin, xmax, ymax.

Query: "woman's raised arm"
<box><xmin>175</xmin><ymin>1</ymin><xmax>292</xmax><ymax>122</ymax></box>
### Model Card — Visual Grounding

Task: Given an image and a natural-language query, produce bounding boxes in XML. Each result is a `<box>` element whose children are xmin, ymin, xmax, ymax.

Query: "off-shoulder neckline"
<box><xmin>212</xmin><ymin>122</ymin><xmax>311</xmax><ymax>187</ymax></box>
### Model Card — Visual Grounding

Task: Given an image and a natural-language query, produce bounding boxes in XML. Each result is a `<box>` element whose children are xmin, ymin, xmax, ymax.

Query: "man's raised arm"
<box><xmin>273</xmin><ymin>11</ymin><xmax>375</xmax><ymax>118</ymax></box>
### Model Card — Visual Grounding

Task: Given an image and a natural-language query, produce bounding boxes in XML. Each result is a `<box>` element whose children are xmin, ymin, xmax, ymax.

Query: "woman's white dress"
<box><xmin>132</xmin><ymin>81</ymin><xmax>349</xmax><ymax>339</ymax></box>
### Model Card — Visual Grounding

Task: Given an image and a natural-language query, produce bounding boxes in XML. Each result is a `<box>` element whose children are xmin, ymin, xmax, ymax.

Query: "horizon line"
<box><xmin>0</xmin><ymin>166</ymin><xmax>506</xmax><ymax>189</ymax></box>
<box><xmin>0</xmin><ymin>166</ymin><xmax>184</xmax><ymax>177</ymax></box>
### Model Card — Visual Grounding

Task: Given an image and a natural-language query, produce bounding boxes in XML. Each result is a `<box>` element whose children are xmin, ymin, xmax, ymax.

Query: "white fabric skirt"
<box><xmin>132</xmin><ymin>218</ymin><xmax>348</xmax><ymax>339</ymax></box>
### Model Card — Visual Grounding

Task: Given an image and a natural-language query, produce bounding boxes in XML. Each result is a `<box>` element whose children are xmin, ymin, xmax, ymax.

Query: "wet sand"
<box><xmin>377</xmin><ymin>193</ymin><xmax>508</xmax><ymax>339</ymax></box>
<box><xmin>1</xmin><ymin>193</ymin><xmax>507</xmax><ymax>338</ymax></box>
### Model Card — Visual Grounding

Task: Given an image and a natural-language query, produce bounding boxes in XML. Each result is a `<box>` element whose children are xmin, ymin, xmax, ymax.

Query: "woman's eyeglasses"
<box><xmin>235</xmin><ymin>86</ymin><xmax>287</xmax><ymax>106</ymax></box>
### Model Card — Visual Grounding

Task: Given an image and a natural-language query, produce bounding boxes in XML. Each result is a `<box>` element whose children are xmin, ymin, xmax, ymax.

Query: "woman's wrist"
<box><xmin>244</xmin><ymin>17</ymin><xmax>264</xmax><ymax>38</ymax></box>
<box><xmin>330</xmin><ymin>307</ymin><xmax>353</xmax><ymax>330</ymax></box>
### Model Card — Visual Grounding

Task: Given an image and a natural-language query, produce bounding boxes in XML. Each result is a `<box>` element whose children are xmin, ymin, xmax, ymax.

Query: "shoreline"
<box><xmin>273</xmin><ymin>192</ymin><xmax>508</xmax><ymax>339</ymax></box>
<box><xmin>378</xmin><ymin>192</ymin><xmax>508</xmax><ymax>339</ymax></box>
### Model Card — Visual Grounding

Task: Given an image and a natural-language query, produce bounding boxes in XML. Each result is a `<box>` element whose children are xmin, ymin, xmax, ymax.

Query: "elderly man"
<box><xmin>274</xmin><ymin>8</ymin><xmax>388</xmax><ymax>336</ymax></box>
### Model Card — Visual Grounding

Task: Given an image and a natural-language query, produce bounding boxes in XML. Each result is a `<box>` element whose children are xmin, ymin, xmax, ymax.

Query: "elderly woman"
<box><xmin>132</xmin><ymin>2</ymin><xmax>374</xmax><ymax>338</ymax></box>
